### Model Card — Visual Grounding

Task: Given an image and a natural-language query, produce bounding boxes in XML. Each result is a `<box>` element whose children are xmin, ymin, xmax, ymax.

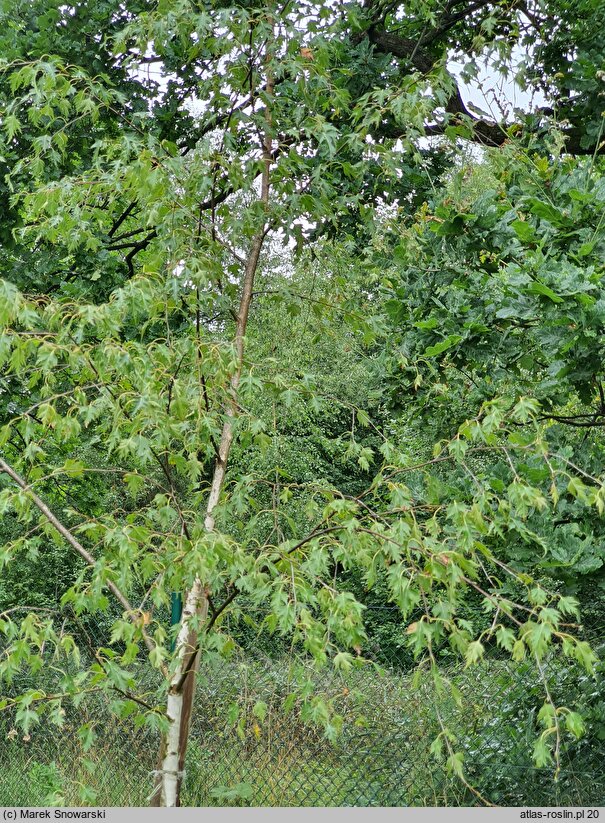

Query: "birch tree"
<box><xmin>0</xmin><ymin>0</ymin><xmax>603</xmax><ymax>807</ymax></box>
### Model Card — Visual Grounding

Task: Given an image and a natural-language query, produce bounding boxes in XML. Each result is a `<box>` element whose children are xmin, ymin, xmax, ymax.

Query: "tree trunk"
<box><xmin>151</xmin><ymin>40</ymin><xmax>274</xmax><ymax>808</ymax></box>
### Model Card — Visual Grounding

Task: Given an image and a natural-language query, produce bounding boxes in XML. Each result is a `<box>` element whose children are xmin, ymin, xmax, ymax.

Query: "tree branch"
<box><xmin>363</xmin><ymin>18</ymin><xmax>605</xmax><ymax>155</ymax></box>
<box><xmin>0</xmin><ymin>456</ymin><xmax>160</xmax><ymax>662</ymax></box>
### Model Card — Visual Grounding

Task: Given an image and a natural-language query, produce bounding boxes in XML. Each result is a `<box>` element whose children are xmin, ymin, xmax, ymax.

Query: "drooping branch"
<box><xmin>0</xmin><ymin>456</ymin><xmax>159</xmax><ymax>661</ymax></box>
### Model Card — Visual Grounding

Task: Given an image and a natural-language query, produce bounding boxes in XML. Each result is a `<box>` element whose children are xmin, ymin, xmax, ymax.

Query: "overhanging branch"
<box><xmin>360</xmin><ymin>14</ymin><xmax>605</xmax><ymax>155</ymax></box>
<box><xmin>0</xmin><ymin>456</ymin><xmax>160</xmax><ymax>662</ymax></box>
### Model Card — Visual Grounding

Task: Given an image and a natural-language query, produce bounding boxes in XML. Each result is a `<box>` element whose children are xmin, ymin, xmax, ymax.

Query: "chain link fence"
<box><xmin>1</xmin><ymin>608</ymin><xmax>604</xmax><ymax>807</ymax></box>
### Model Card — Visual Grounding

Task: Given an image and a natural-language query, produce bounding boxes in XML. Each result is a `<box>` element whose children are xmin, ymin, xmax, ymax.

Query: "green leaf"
<box><xmin>533</xmin><ymin>736</ymin><xmax>553</xmax><ymax>768</ymax></box>
<box><xmin>429</xmin><ymin>736</ymin><xmax>443</xmax><ymax>760</ymax></box>
<box><xmin>577</xmin><ymin>241</ymin><xmax>595</xmax><ymax>257</ymax></box>
<box><xmin>557</xmin><ymin>596</ymin><xmax>579</xmax><ymax>617</ymax></box>
<box><xmin>124</xmin><ymin>472</ymin><xmax>145</xmax><ymax>495</ymax></box>
<box><xmin>63</xmin><ymin>459</ymin><xmax>85</xmax><ymax>478</ymax></box>
<box><xmin>511</xmin><ymin>219</ymin><xmax>536</xmax><ymax>243</ymax></box>
<box><xmin>512</xmin><ymin>639</ymin><xmax>526</xmax><ymax>662</ymax></box>
<box><xmin>356</xmin><ymin>409</ymin><xmax>370</xmax><ymax>427</ymax></box>
<box><xmin>564</xmin><ymin>711</ymin><xmax>585</xmax><ymax>739</ymax></box>
<box><xmin>424</xmin><ymin>335</ymin><xmax>462</xmax><ymax>357</ymax></box>
<box><xmin>526</xmin><ymin>198</ymin><xmax>567</xmax><ymax>227</ymax></box>
<box><xmin>496</xmin><ymin>627</ymin><xmax>516</xmax><ymax>652</ymax></box>
<box><xmin>446</xmin><ymin>751</ymin><xmax>464</xmax><ymax>778</ymax></box>
<box><xmin>526</xmin><ymin>281</ymin><xmax>563</xmax><ymax>303</ymax></box>
<box><xmin>523</xmin><ymin>621</ymin><xmax>552</xmax><ymax>658</ymax></box>
<box><xmin>528</xmin><ymin>587</ymin><xmax>547</xmax><ymax>606</ymax></box>
<box><xmin>465</xmin><ymin>640</ymin><xmax>484</xmax><ymax>667</ymax></box>
<box><xmin>537</xmin><ymin>702</ymin><xmax>555</xmax><ymax>728</ymax></box>
<box><xmin>252</xmin><ymin>701</ymin><xmax>267</xmax><ymax>723</ymax></box>
<box><xmin>333</xmin><ymin>651</ymin><xmax>354</xmax><ymax>671</ymax></box>
<box><xmin>4</xmin><ymin>114</ymin><xmax>22</xmax><ymax>140</ymax></box>
<box><xmin>573</xmin><ymin>641</ymin><xmax>598</xmax><ymax>674</ymax></box>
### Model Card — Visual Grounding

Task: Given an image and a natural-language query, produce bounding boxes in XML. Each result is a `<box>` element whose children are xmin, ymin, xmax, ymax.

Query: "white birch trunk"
<box><xmin>157</xmin><ymin>580</ymin><xmax>208</xmax><ymax>806</ymax></box>
<box><xmin>153</xmin><ymin>40</ymin><xmax>274</xmax><ymax>807</ymax></box>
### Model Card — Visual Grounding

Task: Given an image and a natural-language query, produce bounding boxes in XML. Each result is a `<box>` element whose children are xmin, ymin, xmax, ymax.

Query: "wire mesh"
<box><xmin>1</xmin><ymin>608</ymin><xmax>604</xmax><ymax>807</ymax></box>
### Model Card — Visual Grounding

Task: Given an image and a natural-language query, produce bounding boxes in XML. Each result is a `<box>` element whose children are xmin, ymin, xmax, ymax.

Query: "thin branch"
<box><xmin>0</xmin><ymin>456</ymin><xmax>161</xmax><ymax>664</ymax></box>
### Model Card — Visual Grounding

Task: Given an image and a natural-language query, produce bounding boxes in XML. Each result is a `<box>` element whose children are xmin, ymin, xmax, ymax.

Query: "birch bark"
<box><xmin>153</xmin><ymin>41</ymin><xmax>274</xmax><ymax>809</ymax></box>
